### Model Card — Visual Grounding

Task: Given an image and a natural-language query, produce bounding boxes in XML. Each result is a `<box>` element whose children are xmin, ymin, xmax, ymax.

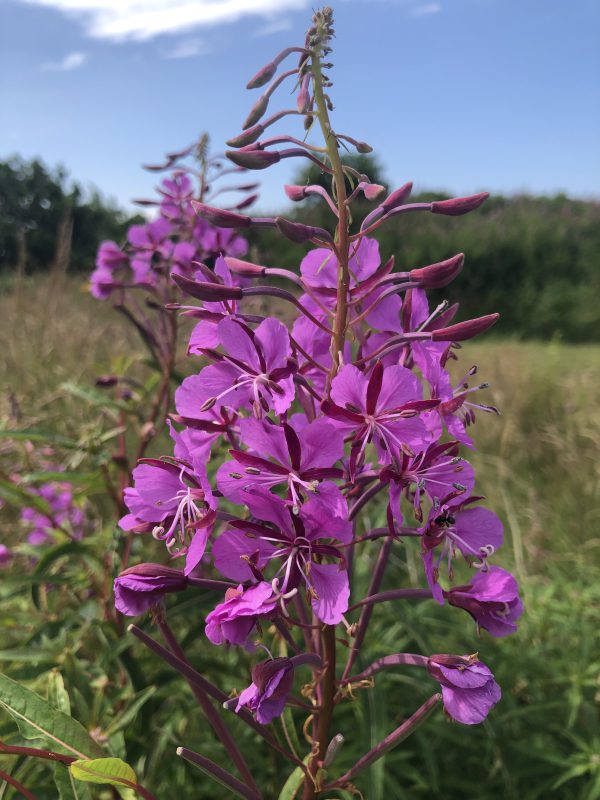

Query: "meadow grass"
<box><xmin>1</xmin><ymin>276</ymin><xmax>599</xmax><ymax>798</ymax></box>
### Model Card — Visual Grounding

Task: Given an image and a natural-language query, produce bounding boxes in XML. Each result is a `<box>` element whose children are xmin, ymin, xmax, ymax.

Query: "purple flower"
<box><xmin>0</xmin><ymin>544</ymin><xmax>13</xmax><ymax>567</ymax></box>
<box><xmin>236</xmin><ymin>657</ymin><xmax>295</xmax><ymax>724</ymax></box>
<box><xmin>179</xmin><ymin>317</ymin><xmax>296</xmax><ymax>417</ymax></box>
<box><xmin>96</xmin><ymin>240</ymin><xmax>127</xmax><ymax>271</ymax></box>
<box><xmin>114</xmin><ymin>563</ymin><xmax>188</xmax><ymax>616</ymax></box>
<box><xmin>427</xmin><ymin>653</ymin><xmax>501</xmax><ymax>724</ymax></box>
<box><xmin>20</xmin><ymin>482</ymin><xmax>85</xmax><ymax>545</ymax></box>
<box><xmin>445</xmin><ymin>566</ymin><xmax>523</xmax><ymax>637</ymax></box>
<box><xmin>382</xmin><ymin>440</ymin><xmax>475</xmax><ymax>523</ymax></box>
<box><xmin>119</xmin><ymin>455</ymin><xmax>216</xmax><ymax>576</ymax></box>
<box><xmin>421</xmin><ymin>496</ymin><xmax>504</xmax><ymax>602</ymax></box>
<box><xmin>213</xmin><ymin>490</ymin><xmax>351</xmax><ymax>624</ymax></box>
<box><xmin>323</xmin><ymin>361</ymin><xmax>431</xmax><ymax>473</ymax></box>
<box><xmin>186</xmin><ymin>256</ymin><xmax>244</xmax><ymax>352</ymax></box>
<box><xmin>216</xmin><ymin>416</ymin><xmax>345</xmax><ymax>515</ymax></box>
<box><xmin>205</xmin><ymin>582</ymin><xmax>277</xmax><ymax>646</ymax></box>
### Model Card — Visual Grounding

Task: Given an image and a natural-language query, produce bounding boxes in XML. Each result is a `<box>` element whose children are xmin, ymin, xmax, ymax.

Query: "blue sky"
<box><xmin>1</xmin><ymin>0</ymin><xmax>598</xmax><ymax>212</ymax></box>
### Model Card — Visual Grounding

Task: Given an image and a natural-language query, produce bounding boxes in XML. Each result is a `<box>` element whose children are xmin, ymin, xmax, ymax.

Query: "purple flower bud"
<box><xmin>226</xmin><ymin>150</ymin><xmax>281</xmax><ymax>170</ymax></box>
<box><xmin>362</xmin><ymin>183</ymin><xmax>385</xmax><ymax>201</ymax></box>
<box><xmin>427</xmin><ymin>653</ymin><xmax>501</xmax><ymax>724</ymax></box>
<box><xmin>431</xmin><ymin>192</ymin><xmax>489</xmax><ymax>216</ymax></box>
<box><xmin>410</xmin><ymin>253</ymin><xmax>465</xmax><ymax>288</ymax></box>
<box><xmin>297</xmin><ymin>75</ymin><xmax>311</xmax><ymax>113</ymax></box>
<box><xmin>114</xmin><ymin>563</ymin><xmax>188</xmax><ymax>616</ymax></box>
<box><xmin>275</xmin><ymin>216</ymin><xmax>333</xmax><ymax>245</ymax></box>
<box><xmin>431</xmin><ymin>313</ymin><xmax>499</xmax><ymax>342</ymax></box>
<box><xmin>444</xmin><ymin>566</ymin><xmax>523</xmax><ymax>637</ymax></box>
<box><xmin>226</xmin><ymin>125</ymin><xmax>265</xmax><ymax>149</ymax></box>
<box><xmin>284</xmin><ymin>184</ymin><xmax>307</xmax><ymax>202</ymax></box>
<box><xmin>355</xmin><ymin>141</ymin><xmax>373</xmax><ymax>154</ymax></box>
<box><xmin>246</xmin><ymin>62</ymin><xmax>277</xmax><ymax>90</ymax></box>
<box><xmin>235</xmin><ymin>657</ymin><xmax>295</xmax><ymax>724</ymax></box>
<box><xmin>381</xmin><ymin>182</ymin><xmax>414</xmax><ymax>212</ymax></box>
<box><xmin>191</xmin><ymin>201</ymin><xmax>251</xmax><ymax>228</ymax></box>
<box><xmin>171</xmin><ymin>273</ymin><xmax>244</xmax><ymax>302</ymax></box>
<box><xmin>243</xmin><ymin>94</ymin><xmax>270</xmax><ymax>129</ymax></box>
<box><xmin>223</xmin><ymin>257</ymin><xmax>266</xmax><ymax>277</ymax></box>
<box><xmin>232</xmin><ymin>193</ymin><xmax>259</xmax><ymax>211</ymax></box>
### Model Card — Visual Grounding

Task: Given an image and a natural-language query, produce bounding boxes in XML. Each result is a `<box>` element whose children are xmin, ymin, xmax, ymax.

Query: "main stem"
<box><xmin>302</xmin><ymin>37</ymin><xmax>349</xmax><ymax>800</ymax></box>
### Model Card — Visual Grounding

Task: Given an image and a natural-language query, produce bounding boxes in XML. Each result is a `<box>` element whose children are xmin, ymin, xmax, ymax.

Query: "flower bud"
<box><xmin>410</xmin><ymin>253</ymin><xmax>465</xmax><ymax>288</ymax></box>
<box><xmin>284</xmin><ymin>184</ymin><xmax>307</xmax><ymax>202</ymax></box>
<box><xmin>223</xmin><ymin>257</ymin><xmax>266</xmax><ymax>277</ymax></box>
<box><xmin>431</xmin><ymin>192</ymin><xmax>489</xmax><ymax>216</ymax></box>
<box><xmin>246</xmin><ymin>61</ymin><xmax>277</xmax><ymax>89</ymax></box>
<box><xmin>355</xmin><ymin>140</ymin><xmax>373</xmax><ymax>154</ymax></box>
<box><xmin>381</xmin><ymin>182</ymin><xmax>413</xmax><ymax>212</ymax></box>
<box><xmin>191</xmin><ymin>201</ymin><xmax>251</xmax><ymax>228</ymax></box>
<box><xmin>275</xmin><ymin>217</ymin><xmax>333</xmax><ymax>244</ymax></box>
<box><xmin>243</xmin><ymin>94</ymin><xmax>270</xmax><ymax>129</ymax></box>
<box><xmin>233</xmin><ymin>193</ymin><xmax>258</xmax><ymax>211</ymax></box>
<box><xmin>431</xmin><ymin>313</ymin><xmax>499</xmax><ymax>342</ymax></box>
<box><xmin>362</xmin><ymin>183</ymin><xmax>385</xmax><ymax>201</ymax></box>
<box><xmin>297</xmin><ymin>75</ymin><xmax>311</xmax><ymax>113</ymax></box>
<box><xmin>171</xmin><ymin>273</ymin><xmax>243</xmax><ymax>302</ymax></box>
<box><xmin>114</xmin><ymin>563</ymin><xmax>188</xmax><ymax>616</ymax></box>
<box><xmin>226</xmin><ymin>124</ymin><xmax>265</xmax><ymax>149</ymax></box>
<box><xmin>226</xmin><ymin>149</ymin><xmax>281</xmax><ymax>170</ymax></box>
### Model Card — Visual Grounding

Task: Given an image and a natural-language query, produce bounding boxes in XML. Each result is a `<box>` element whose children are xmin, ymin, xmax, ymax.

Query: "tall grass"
<box><xmin>1</xmin><ymin>277</ymin><xmax>599</xmax><ymax>798</ymax></box>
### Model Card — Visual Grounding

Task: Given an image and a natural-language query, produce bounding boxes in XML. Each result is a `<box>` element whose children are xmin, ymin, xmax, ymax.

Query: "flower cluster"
<box><xmin>20</xmin><ymin>480</ymin><xmax>86</xmax><ymax>546</ymax></box>
<box><xmin>90</xmin><ymin>137</ymin><xmax>253</xmax><ymax>301</ymax></box>
<box><xmin>114</xmin><ymin>8</ymin><xmax>523</xmax><ymax>795</ymax></box>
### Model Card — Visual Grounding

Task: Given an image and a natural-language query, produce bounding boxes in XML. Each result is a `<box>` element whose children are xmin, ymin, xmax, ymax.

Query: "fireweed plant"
<box><xmin>113</xmin><ymin>8</ymin><xmax>522</xmax><ymax>798</ymax></box>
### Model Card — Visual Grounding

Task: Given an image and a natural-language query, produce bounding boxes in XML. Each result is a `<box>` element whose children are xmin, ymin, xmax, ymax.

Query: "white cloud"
<box><xmin>254</xmin><ymin>17</ymin><xmax>293</xmax><ymax>37</ymax></box>
<box><xmin>411</xmin><ymin>2</ymin><xmax>442</xmax><ymax>16</ymax></box>
<box><xmin>20</xmin><ymin>0</ymin><xmax>309</xmax><ymax>42</ymax></box>
<box><xmin>162</xmin><ymin>37</ymin><xmax>211</xmax><ymax>59</ymax></box>
<box><xmin>41</xmin><ymin>50</ymin><xmax>88</xmax><ymax>70</ymax></box>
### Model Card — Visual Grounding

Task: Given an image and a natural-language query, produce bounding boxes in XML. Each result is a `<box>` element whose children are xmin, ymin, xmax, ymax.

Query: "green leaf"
<box><xmin>0</xmin><ymin>672</ymin><xmax>104</xmax><ymax>759</ymax></box>
<box><xmin>0</xmin><ymin>479</ymin><xmax>53</xmax><ymax>515</ymax></box>
<box><xmin>278</xmin><ymin>762</ymin><xmax>307</xmax><ymax>800</ymax></box>
<box><xmin>48</xmin><ymin>669</ymin><xmax>71</xmax><ymax>715</ymax></box>
<box><xmin>69</xmin><ymin>758</ymin><xmax>137</xmax><ymax>799</ymax></box>
<box><xmin>0</xmin><ymin>428</ymin><xmax>79</xmax><ymax>448</ymax></box>
<box><xmin>105</xmin><ymin>685</ymin><xmax>156</xmax><ymax>736</ymax></box>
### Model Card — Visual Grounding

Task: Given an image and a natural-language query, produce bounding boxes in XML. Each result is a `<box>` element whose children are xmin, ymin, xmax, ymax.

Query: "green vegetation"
<box><xmin>1</xmin><ymin>277</ymin><xmax>598</xmax><ymax>798</ymax></box>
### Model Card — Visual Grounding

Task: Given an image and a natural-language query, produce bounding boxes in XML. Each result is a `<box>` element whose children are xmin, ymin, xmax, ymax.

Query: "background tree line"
<box><xmin>1</xmin><ymin>154</ymin><xmax>598</xmax><ymax>341</ymax></box>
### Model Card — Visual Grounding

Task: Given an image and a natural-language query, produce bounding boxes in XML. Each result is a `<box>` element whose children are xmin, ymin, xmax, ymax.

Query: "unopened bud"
<box><xmin>362</xmin><ymin>183</ymin><xmax>385</xmax><ymax>201</ymax></box>
<box><xmin>324</xmin><ymin>734</ymin><xmax>345</xmax><ymax>767</ymax></box>
<box><xmin>431</xmin><ymin>192</ymin><xmax>489</xmax><ymax>216</ymax></box>
<box><xmin>226</xmin><ymin>149</ymin><xmax>281</xmax><ymax>170</ymax></box>
<box><xmin>275</xmin><ymin>217</ymin><xmax>333</xmax><ymax>244</ymax></box>
<box><xmin>382</xmin><ymin>182</ymin><xmax>413</xmax><ymax>212</ymax></box>
<box><xmin>247</xmin><ymin>62</ymin><xmax>277</xmax><ymax>89</ymax></box>
<box><xmin>297</xmin><ymin>75</ymin><xmax>311</xmax><ymax>113</ymax></box>
<box><xmin>233</xmin><ymin>193</ymin><xmax>258</xmax><ymax>211</ymax></box>
<box><xmin>432</xmin><ymin>313</ymin><xmax>499</xmax><ymax>342</ymax></box>
<box><xmin>284</xmin><ymin>184</ymin><xmax>307</xmax><ymax>202</ymax></box>
<box><xmin>355</xmin><ymin>141</ymin><xmax>373</xmax><ymax>154</ymax></box>
<box><xmin>171</xmin><ymin>273</ymin><xmax>244</xmax><ymax>302</ymax></box>
<box><xmin>226</xmin><ymin>125</ymin><xmax>265</xmax><ymax>148</ymax></box>
<box><xmin>191</xmin><ymin>201</ymin><xmax>251</xmax><ymax>228</ymax></box>
<box><xmin>243</xmin><ymin>94</ymin><xmax>270</xmax><ymax>129</ymax></box>
<box><xmin>410</xmin><ymin>253</ymin><xmax>465</xmax><ymax>289</ymax></box>
<box><xmin>224</xmin><ymin>257</ymin><xmax>266</xmax><ymax>277</ymax></box>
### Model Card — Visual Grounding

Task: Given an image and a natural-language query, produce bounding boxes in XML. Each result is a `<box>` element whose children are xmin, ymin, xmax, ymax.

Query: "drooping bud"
<box><xmin>226</xmin><ymin>149</ymin><xmax>281</xmax><ymax>170</ymax></box>
<box><xmin>431</xmin><ymin>192</ymin><xmax>489</xmax><ymax>216</ymax></box>
<box><xmin>232</xmin><ymin>193</ymin><xmax>258</xmax><ymax>211</ymax></box>
<box><xmin>297</xmin><ymin>75</ymin><xmax>311</xmax><ymax>113</ymax></box>
<box><xmin>431</xmin><ymin>313</ymin><xmax>499</xmax><ymax>342</ymax></box>
<box><xmin>361</xmin><ymin>183</ymin><xmax>386</xmax><ymax>201</ymax></box>
<box><xmin>226</xmin><ymin>125</ymin><xmax>264</xmax><ymax>148</ymax></box>
<box><xmin>114</xmin><ymin>563</ymin><xmax>188</xmax><ymax>616</ymax></box>
<box><xmin>284</xmin><ymin>184</ymin><xmax>307</xmax><ymax>202</ymax></box>
<box><xmin>275</xmin><ymin>217</ymin><xmax>333</xmax><ymax>245</ymax></box>
<box><xmin>223</xmin><ymin>257</ymin><xmax>266</xmax><ymax>277</ymax></box>
<box><xmin>410</xmin><ymin>254</ymin><xmax>465</xmax><ymax>289</ymax></box>
<box><xmin>171</xmin><ymin>273</ymin><xmax>243</xmax><ymax>302</ymax></box>
<box><xmin>381</xmin><ymin>181</ymin><xmax>414</xmax><ymax>212</ymax></box>
<box><xmin>243</xmin><ymin>94</ymin><xmax>270</xmax><ymax>129</ymax></box>
<box><xmin>246</xmin><ymin>61</ymin><xmax>277</xmax><ymax>89</ymax></box>
<box><xmin>191</xmin><ymin>201</ymin><xmax>251</xmax><ymax>228</ymax></box>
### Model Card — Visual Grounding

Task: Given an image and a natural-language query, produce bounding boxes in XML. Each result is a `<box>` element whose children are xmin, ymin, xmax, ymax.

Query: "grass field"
<box><xmin>1</xmin><ymin>275</ymin><xmax>599</xmax><ymax>798</ymax></box>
